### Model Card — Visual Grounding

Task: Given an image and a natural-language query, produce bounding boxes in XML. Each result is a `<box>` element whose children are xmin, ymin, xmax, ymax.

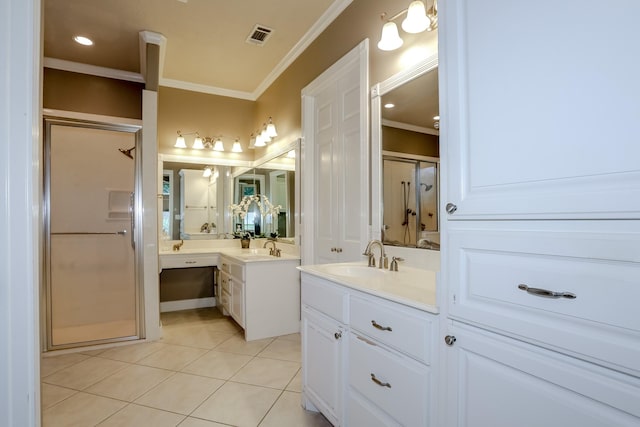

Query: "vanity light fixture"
<box><xmin>192</xmin><ymin>134</ymin><xmax>205</xmax><ymax>149</ymax></box>
<box><xmin>254</xmin><ymin>132</ymin><xmax>266</xmax><ymax>147</ymax></box>
<box><xmin>213</xmin><ymin>138</ymin><xmax>225</xmax><ymax>152</ymax></box>
<box><xmin>266</xmin><ymin>117</ymin><xmax>278</xmax><ymax>138</ymax></box>
<box><xmin>174</xmin><ymin>131</ymin><xmax>187</xmax><ymax>148</ymax></box>
<box><xmin>433</xmin><ymin>115</ymin><xmax>440</xmax><ymax>120</ymax></box>
<box><xmin>378</xmin><ymin>0</ymin><xmax>437</xmax><ymax>51</ymax></box>
<box><xmin>73</xmin><ymin>35</ymin><xmax>94</xmax><ymax>46</ymax></box>
<box><xmin>231</xmin><ymin>138</ymin><xmax>243</xmax><ymax>153</ymax></box>
<box><xmin>248</xmin><ymin>133</ymin><xmax>256</xmax><ymax>149</ymax></box>
<box><xmin>260</xmin><ymin>123</ymin><xmax>272</xmax><ymax>144</ymax></box>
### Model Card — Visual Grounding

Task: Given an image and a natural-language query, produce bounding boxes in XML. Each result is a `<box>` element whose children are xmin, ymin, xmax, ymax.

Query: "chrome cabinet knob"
<box><xmin>334</xmin><ymin>331</ymin><xmax>342</xmax><ymax>340</ymax></box>
<box><xmin>444</xmin><ymin>335</ymin><xmax>457</xmax><ymax>346</ymax></box>
<box><xmin>445</xmin><ymin>203</ymin><xmax>458</xmax><ymax>214</ymax></box>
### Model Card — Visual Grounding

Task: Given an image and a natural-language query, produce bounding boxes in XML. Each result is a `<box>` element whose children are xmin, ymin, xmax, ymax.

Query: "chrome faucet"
<box><xmin>390</xmin><ymin>256</ymin><xmax>404</xmax><ymax>271</ymax></box>
<box><xmin>263</xmin><ymin>240</ymin><xmax>280</xmax><ymax>256</ymax></box>
<box><xmin>363</xmin><ymin>240</ymin><xmax>387</xmax><ymax>269</ymax></box>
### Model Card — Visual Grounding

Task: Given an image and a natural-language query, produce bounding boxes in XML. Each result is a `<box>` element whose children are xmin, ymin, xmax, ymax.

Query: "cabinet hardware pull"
<box><xmin>371</xmin><ymin>320</ymin><xmax>392</xmax><ymax>332</ymax></box>
<box><xmin>370</xmin><ymin>373</ymin><xmax>391</xmax><ymax>388</ymax></box>
<box><xmin>334</xmin><ymin>331</ymin><xmax>342</xmax><ymax>340</ymax></box>
<box><xmin>518</xmin><ymin>284</ymin><xmax>576</xmax><ymax>299</ymax></box>
<box><xmin>444</xmin><ymin>335</ymin><xmax>456</xmax><ymax>346</ymax></box>
<box><xmin>356</xmin><ymin>335</ymin><xmax>377</xmax><ymax>346</ymax></box>
<box><xmin>185</xmin><ymin>261</ymin><xmax>197</xmax><ymax>264</ymax></box>
<box><xmin>330</xmin><ymin>247</ymin><xmax>336</xmax><ymax>252</ymax></box>
<box><xmin>337</xmin><ymin>248</ymin><xmax>342</xmax><ymax>253</ymax></box>
<box><xmin>445</xmin><ymin>203</ymin><xmax>458</xmax><ymax>214</ymax></box>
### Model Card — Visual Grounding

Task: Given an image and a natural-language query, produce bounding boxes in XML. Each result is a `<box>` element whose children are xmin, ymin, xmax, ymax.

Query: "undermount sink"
<box><xmin>320</xmin><ymin>264</ymin><xmax>387</xmax><ymax>278</ymax></box>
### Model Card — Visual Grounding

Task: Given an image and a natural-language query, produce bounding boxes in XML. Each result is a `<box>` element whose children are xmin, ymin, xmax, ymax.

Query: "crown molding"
<box><xmin>382</xmin><ymin>118</ymin><xmax>439</xmax><ymax>136</ymax></box>
<box><xmin>43</xmin><ymin>57</ymin><xmax>145</xmax><ymax>83</ymax></box>
<box><xmin>251</xmin><ymin>0</ymin><xmax>354</xmax><ymax>99</ymax></box>
<box><xmin>160</xmin><ymin>78</ymin><xmax>256</xmax><ymax>101</ymax></box>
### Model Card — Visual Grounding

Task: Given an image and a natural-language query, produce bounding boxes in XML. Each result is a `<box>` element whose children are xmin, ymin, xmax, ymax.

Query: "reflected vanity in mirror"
<box><xmin>371</xmin><ymin>55</ymin><xmax>440</xmax><ymax>250</ymax></box>
<box><xmin>159</xmin><ymin>140</ymin><xmax>299</xmax><ymax>243</ymax></box>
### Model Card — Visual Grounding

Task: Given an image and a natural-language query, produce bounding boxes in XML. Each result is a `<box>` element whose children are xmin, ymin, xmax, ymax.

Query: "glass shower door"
<box><xmin>46</xmin><ymin>121</ymin><xmax>140</xmax><ymax>348</ymax></box>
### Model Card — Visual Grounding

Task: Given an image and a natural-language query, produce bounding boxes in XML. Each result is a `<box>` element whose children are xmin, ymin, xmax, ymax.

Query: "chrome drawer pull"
<box><xmin>356</xmin><ymin>335</ymin><xmax>377</xmax><ymax>346</ymax></box>
<box><xmin>370</xmin><ymin>373</ymin><xmax>391</xmax><ymax>388</ymax></box>
<box><xmin>371</xmin><ymin>320</ymin><xmax>392</xmax><ymax>332</ymax></box>
<box><xmin>518</xmin><ymin>284</ymin><xmax>576</xmax><ymax>299</ymax></box>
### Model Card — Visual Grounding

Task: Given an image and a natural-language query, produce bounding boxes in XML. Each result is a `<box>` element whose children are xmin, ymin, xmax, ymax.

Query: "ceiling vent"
<box><xmin>246</xmin><ymin>24</ymin><xmax>273</xmax><ymax>46</ymax></box>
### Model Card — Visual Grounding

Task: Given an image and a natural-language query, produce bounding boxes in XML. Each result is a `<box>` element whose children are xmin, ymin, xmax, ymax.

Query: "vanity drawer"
<box><xmin>350</xmin><ymin>294</ymin><xmax>434</xmax><ymax>364</ymax></box>
<box><xmin>348</xmin><ymin>333</ymin><xmax>430</xmax><ymax>427</ymax></box>
<box><xmin>220</xmin><ymin>257</ymin><xmax>244</xmax><ymax>281</ymax></box>
<box><xmin>301</xmin><ymin>273</ymin><xmax>348</xmax><ymax>323</ymax></box>
<box><xmin>220</xmin><ymin>290</ymin><xmax>230</xmax><ymax>313</ymax></box>
<box><xmin>160</xmin><ymin>253</ymin><xmax>217</xmax><ymax>269</ymax></box>
<box><xmin>220</xmin><ymin>271</ymin><xmax>231</xmax><ymax>294</ymax></box>
<box><xmin>448</xmin><ymin>224</ymin><xmax>640</xmax><ymax>375</ymax></box>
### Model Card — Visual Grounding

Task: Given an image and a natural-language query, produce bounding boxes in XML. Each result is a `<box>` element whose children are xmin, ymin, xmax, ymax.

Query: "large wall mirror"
<box><xmin>159</xmin><ymin>140</ymin><xmax>299</xmax><ymax>243</ymax></box>
<box><xmin>371</xmin><ymin>55</ymin><xmax>440</xmax><ymax>250</ymax></box>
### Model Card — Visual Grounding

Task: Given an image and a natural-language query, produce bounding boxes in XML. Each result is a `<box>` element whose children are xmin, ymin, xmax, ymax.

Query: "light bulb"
<box><xmin>402</xmin><ymin>1</ymin><xmax>430</xmax><ymax>34</ymax></box>
<box><xmin>377</xmin><ymin>22</ymin><xmax>403</xmax><ymax>51</ymax></box>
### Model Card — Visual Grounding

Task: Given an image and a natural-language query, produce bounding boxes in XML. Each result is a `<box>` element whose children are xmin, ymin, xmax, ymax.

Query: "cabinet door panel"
<box><xmin>447</xmin><ymin>323</ymin><xmax>640</xmax><ymax>426</ymax></box>
<box><xmin>441</xmin><ymin>0</ymin><xmax>640</xmax><ymax>219</ymax></box>
<box><xmin>302</xmin><ymin>305</ymin><xmax>344</xmax><ymax>426</ymax></box>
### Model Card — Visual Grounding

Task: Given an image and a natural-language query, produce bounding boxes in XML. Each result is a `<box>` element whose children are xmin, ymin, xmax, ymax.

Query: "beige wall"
<box><xmin>43</xmin><ymin>68</ymin><xmax>143</xmax><ymax>119</ymax></box>
<box><xmin>383</xmin><ymin>126</ymin><xmax>439</xmax><ymax>157</ymax></box>
<box><xmin>157</xmin><ymin>87</ymin><xmax>255</xmax><ymax>161</ymax></box>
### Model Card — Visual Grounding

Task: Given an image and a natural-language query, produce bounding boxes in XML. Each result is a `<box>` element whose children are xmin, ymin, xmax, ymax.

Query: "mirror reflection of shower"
<box><xmin>383</xmin><ymin>156</ymin><xmax>438</xmax><ymax>249</ymax></box>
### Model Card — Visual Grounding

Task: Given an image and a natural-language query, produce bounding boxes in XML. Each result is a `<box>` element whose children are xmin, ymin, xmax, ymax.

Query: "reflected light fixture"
<box><xmin>384</xmin><ymin>103</ymin><xmax>395</xmax><ymax>109</ymax></box>
<box><xmin>287</xmin><ymin>150</ymin><xmax>296</xmax><ymax>158</ymax></box>
<box><xmin>260</xmin><ymin>123</ymin><xmax>272</xmax><ymax>143</ymax></box>
<box><xmin>203</xmin><ymin>166</ymin><xmax>212</xmax><ymax>178</ymax></box>
<box><xmin>248</xmin><ymin>133</ymin><xmax>256</xmax><ymax>149</ymax></box>
<box><xmin>73</xmin><ymin>35</ymin><xmax>93</xmax><ymax>46</ymax></box>
<box><xmin>232</xmin><ymin>139</ymin><xmax>243</xmax><ymax>153</ymax></box>
<box><xmin>174</xmin><ymin>131</ymin><xmax>187</xmax><ymax>148</ymax></box>
<box><xmin>213</xmin><ymin>138</ymin><xmax>225</xmax><ymax>152</ymax></box>
<box><xmin>254</xmin><ymin>132</ymin><xmax>266</xmax><ymax>147</ymax></box>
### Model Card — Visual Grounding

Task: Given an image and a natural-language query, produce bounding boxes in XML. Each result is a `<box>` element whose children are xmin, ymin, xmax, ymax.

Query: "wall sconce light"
<box><xmin>192</xmin><ymin>134</ymin><xmax>204</xmax><ymax>149</ymax></box>
<box><xmin>378</xmin><ymin>0</ymin><xmax>437</xmax><ymax>51</ymax></box>
<box><xmin>251</xmin><ymin>117</ymin><xmax>277</xmax><ymax>148</ymax></box>
<box><xmin>213</xmin><ymin>138</ymin><xmax>225</xmax><ymax>152</ymax></box>
<box><xmin>232</xmin><ymin>138</ymin><xmax>243</xmax><ymax>153</ymax></box>
<box><xmin>254</xmin><ymin>132</ymin><xmax>266</xmax><ymax>147</ymax></box>
<box><xmin>266</xmin><ymin>117</ymin><xmax>278</xmax><ymax>138</ymax></box>
<box><xmin>174</xmin><ymin>131</ymin><xmax>187</xmax><ymax>148</ymax></box>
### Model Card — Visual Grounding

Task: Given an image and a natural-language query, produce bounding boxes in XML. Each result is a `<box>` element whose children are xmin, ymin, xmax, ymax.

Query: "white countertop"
<box><xmin>298</xmin><ymin>262</ymin><xmax>438</xmax><ymax>314</ymax></box>
<box><xmin>159</xmin><ymin>246</ymin><xmax>300</xmax><ymax>263</ymax></box>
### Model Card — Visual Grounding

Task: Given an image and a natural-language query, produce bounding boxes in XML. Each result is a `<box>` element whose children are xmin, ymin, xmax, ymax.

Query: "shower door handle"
<box><xmin>129</xmin><ymin>192</ymin><xmax>135</xmax><ymax>249</ymax></box>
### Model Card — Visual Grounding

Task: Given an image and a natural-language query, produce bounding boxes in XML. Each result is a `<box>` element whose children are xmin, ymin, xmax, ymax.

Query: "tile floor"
<box><xmin>41</xmin><ymin>308</ymin><xmax>332</xmax><ymax>427</ymax></box>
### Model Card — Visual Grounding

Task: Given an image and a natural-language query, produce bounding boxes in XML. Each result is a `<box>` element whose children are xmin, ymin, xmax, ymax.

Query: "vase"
<box><xmin>240</xmin><ymin>239</ymin><xmax>250</xmax><ymax>249</ymax></box>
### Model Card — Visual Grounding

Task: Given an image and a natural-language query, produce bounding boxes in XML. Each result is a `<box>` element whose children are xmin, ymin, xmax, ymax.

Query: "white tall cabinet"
<box><xmin>440</xmin><ymin>1</ymin><xmax>640</xmax><ymax>425</ymax></box>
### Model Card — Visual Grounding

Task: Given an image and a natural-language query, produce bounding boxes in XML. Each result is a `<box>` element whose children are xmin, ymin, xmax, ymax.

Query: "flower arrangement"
<box><xmin>229</xmin><ymin>194</ymin><xmax>282</xmax><ymax>237</ymax></box>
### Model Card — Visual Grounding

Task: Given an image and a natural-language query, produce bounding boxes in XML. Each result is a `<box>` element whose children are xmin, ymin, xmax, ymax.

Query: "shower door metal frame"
<box><xmin>43</xmin><ymin>117</ymin><xmax>145</xmax><ymax>351</ymax></box>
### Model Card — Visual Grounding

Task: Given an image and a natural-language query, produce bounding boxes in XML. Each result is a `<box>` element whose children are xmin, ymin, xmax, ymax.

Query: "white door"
<box><xmin>441</xmin><ymin>0</ymin><xmax>640</xmax><ymax>221</ymax></box>
<box><xmin>46</xmin><ymin>121</ymin><xmax>139</xmax><ymax>348</ymax></box>
<box><xmin>302</xmin><ymin>40</ymin><xmax>369</xmax><ymax>265</ymax></box>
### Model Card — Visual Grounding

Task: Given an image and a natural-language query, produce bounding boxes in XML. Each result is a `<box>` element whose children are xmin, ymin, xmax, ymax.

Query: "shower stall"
<box><xmin>382</xmin><ymin>156</ymin><xmax>438</xmax><ymax>248</ymax></box>
<box><xmin>44</xmin><ymin>119</ymin><xmax>143</xmax><ymax>350</ymax></box>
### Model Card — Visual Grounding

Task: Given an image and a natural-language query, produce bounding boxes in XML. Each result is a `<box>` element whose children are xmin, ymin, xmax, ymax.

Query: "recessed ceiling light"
<box><xmin>73</xmin><ymin>36</ymin><xmax>93</xmax><ymax>46</ymax></box>
<box><xmin>384</xmin><ymin>103</ymin><xmax>395</xmax><ymax>109</ymax></box>
<box><xmin>433</xmin><ymin>115</ymin><xmax>440</xmax><ymax>120</ymax></box>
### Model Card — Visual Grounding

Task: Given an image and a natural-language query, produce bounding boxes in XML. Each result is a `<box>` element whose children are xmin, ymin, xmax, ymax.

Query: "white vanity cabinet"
<box><xmin>220</xmin><ymin>255</ymin><xmax>300</xmax><ymax>341</ymax></box>
<box><xmin>439</xmin><ymin>1</ymin><xmax>640</xmax><ymax>425</ymax></box>
<box><xmin>301</xmin><ymin>272</ymin><xmax>438</xmax><ymax>427</ymax></box>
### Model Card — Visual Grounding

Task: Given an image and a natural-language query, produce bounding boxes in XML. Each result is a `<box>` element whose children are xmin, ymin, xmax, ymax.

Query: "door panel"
<box><xmin>47</xmin><ymin>123</ymin><xmax>138</xmax><ymax>348</ymax></box>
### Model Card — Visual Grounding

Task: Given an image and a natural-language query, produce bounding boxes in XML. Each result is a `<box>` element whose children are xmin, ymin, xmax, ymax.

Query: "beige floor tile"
<box><xmin>277</xmin><ymin>333</ymin><xmax>301</xmax><ymax>342</ymax></box>
<box><xmin>137</xmin><ymin>344</ymin><xmax>207</xmax><ymax>371</ymax></box>
<box><xmin>178</xmin><ymin>417</ymin><xmax>229</xmax><ymax>427</ymax></box>
<box><xmin>43</xmin><ymin>357</ymin><xmax>129</xmax><ymax>390</ymax></box>
<box><xmin>259</xmin><ymin>391</ymin><xmax>332</xmax><ymax>427</ymax></box>
<box><xmin>98</xmin><ymin>341</ymin><xmax>167</xmax><ymax>363</ymax></box>
<box><xmin>285</xmin><ymin>369</ymin><xmax>302</xmax><ymax>392</ymax></box>
<box><xmin>41</xmin><ymin>383</ymin><xmax>77</xmax><ymax>410</ymax></box>
<box><xmin>80</xmin><ymin>348</ymin><xmax>107</xmax><ymax>356</ymax></box>
<box><xmin>40</xmin><ymin>353</ymin><xmax>90</xmax><ymax>377</ymax></box>
<box><xmin>257</xmin><ymin>339</ymin><xmax>301</xmax><ymax>363</ymax></box>
<box><xmin>85</xmin><ymin>364</ymin><xmax>174</xmax><ymax>401</ymax></box>
<box><xmin>162</xmin><ymin>325</ymin><xmax>236</xmax><ymax>349</ymax></box>
<box><xmin>160</xmin><ymin>308</ymin><xmax>225</xmax><ymax>327</ymax></box>
<box><xmin>191</xmin><ymin>382</ymin><xmax>281</xmax><ymax>427</ymax></box>
<box><xmin>42</xmin><ymin>392</ymin><xmax>126</xmax><ymax>427</ymax></box>
<box><xmin>182</xmin><ymin>350</ymin><xmax>252</xmax><ymax>380</ymax></box>
<box><xmin>215</xmin><ymin>334</ymin><xmax>274</xmax><ymax>356</ymax></box>
<box><xmin>231</xmin><ymin>357</ymin><xmax>300</xmax><ymax>389</ymax></box>
<box><xmin>97</xmin><ymin>403</ymin><xmax>185</xmax><ymax>426</ymax></box>
<box><xmin>135</xmin><ymin>372</ymin><xmax>224</xmax><ymax>415</ymax></box>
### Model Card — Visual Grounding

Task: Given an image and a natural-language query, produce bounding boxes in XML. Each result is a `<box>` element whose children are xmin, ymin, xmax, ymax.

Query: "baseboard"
<box><xmin>160</xmin><ymin>297</ymin><xmax>216</xmax><ymax>313</ymax></box>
